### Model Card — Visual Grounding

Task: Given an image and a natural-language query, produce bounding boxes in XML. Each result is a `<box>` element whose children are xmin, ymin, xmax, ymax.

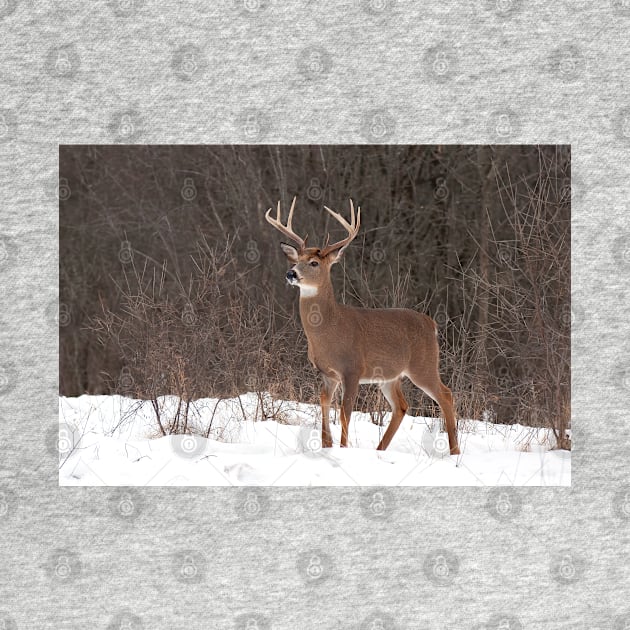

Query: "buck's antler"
<box><xmin>265</xmin><ymin>196</ymin><xmax>308</xmax><ymax>251</ymax></box>
<box><xmin>321</xmin><ymin>199</ymin><xmax>361</xmax><ymax>257</ymax></box>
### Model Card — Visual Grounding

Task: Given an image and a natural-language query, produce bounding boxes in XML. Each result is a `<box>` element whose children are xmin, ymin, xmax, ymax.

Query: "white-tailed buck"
<box><xmin>266</xmin><ymin>197</ymin><xmax>460</xmax><ymax>455</ymax></box>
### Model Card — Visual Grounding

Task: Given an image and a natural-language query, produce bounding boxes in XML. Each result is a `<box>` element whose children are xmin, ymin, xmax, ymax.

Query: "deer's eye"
<box><xmin>309</xmin><ymin>260</ymin><xmax>319</xmax><ymax>267</ymax></box>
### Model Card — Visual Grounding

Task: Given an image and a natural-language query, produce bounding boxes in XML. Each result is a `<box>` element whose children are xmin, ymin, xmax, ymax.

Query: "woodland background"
<box><xmin>59</xmin><ymin>145</ymin><xmax>571</xmax><ymax>448</ymax></box>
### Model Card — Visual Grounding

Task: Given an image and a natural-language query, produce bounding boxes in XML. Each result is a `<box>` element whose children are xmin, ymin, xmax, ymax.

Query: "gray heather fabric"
<box><xmin>1</xmin><ymin>1</ymin><xmax>629</xmax><ymax>628</ymax></box>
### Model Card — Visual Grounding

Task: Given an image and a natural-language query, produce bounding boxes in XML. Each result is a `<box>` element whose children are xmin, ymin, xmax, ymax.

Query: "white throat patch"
<box><xmin>299</xmin><ymin>285</ymin><xmax>318</xmax><ymax>297</ymax></box>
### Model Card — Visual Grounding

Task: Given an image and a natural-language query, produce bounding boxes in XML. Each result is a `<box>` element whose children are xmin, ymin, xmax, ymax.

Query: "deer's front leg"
<box><xmin>339</xmin><ymin>376</ymin><xmax>359</xmax><ymax>448</ymax></box>
<box><xmin>320</xmin><ymin>376</ymin><xmax>338</xmax><ymax>448</ymax></box>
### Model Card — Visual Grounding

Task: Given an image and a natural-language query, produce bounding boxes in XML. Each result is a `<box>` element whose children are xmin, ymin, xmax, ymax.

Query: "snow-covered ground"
<box><xmin>58</xmin><ymin>394</ymin><xmax>570</xmax><ymax>486</ymax></box>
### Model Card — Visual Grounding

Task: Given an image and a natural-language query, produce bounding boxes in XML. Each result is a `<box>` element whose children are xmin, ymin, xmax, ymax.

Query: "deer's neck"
<box><xmin>298</xmin><ymin>281</ymin><xmax>338</xmax><ymax>335</ymax></box>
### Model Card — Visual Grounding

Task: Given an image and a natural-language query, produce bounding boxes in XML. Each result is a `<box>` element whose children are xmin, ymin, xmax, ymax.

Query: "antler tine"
<box><xmin>286</xmin><ymin>195</ymin><xmax>296</xmax><ymax>231</ymax></box>
<box><xmin>286</xmin><ymin>196</ymin><xmax>309</xmax><ymax>245</ymax></box>
<box><xmin>321</xmin><ymin>198</ymin><xmax>361</xmax><ymax>256</ymax></box>
<box><xmin>265</xmin><ymin>196</ymin><xmax>306</xmax><ymax>251</ymax></box>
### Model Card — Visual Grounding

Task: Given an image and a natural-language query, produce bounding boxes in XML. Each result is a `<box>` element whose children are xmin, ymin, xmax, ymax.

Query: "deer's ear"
<box><xmin>280</xmin><ymin>243</ymin><xmax>299</xmax><ymax>263</ymax></box>
<box><xmin>326</xmin><ymin>245</ymin><xmax>347</xmax><ymax>265</ymax></box>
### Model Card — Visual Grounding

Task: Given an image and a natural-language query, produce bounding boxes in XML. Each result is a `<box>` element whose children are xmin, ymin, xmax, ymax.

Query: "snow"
<box><xmin>58</xmin><ymin>394</ymin><xmax>570</xmax><ymax>486</ymax></box>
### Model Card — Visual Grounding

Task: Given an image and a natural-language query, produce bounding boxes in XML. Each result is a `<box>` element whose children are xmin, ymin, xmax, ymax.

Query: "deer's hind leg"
<box><xmin>376</xmin><ymin>379</ymin><xmax>409</xmax><ymax>451</ymax></box>
<box><xmin>407</xmin><ymin>369</ymin><xmax>460</xmax><ymax>455</ymax></box>
<box><xmin>405</xmin><ymin>331</ymin><xmax>460</xmax><ymax>455</ymax></box>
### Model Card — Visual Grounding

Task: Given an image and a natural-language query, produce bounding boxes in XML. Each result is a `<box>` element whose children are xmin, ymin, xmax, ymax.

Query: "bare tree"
<box><xmin>61</xmin><ymin>145</ymin><xmax>570</xmax><ymax>446</ymax></box>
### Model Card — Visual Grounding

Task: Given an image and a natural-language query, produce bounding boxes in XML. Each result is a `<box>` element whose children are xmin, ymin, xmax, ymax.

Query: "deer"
<box><xmin>265</xmin><ymin>197</ymin><xmax>460</xmax><ymax>455</ymax></box>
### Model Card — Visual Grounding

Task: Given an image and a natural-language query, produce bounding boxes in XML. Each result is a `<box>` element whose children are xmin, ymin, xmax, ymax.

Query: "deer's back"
<box><xmin>306</xmin><ymin>305</ymin><xmax>438</xmax><ymax>381</ymax></box>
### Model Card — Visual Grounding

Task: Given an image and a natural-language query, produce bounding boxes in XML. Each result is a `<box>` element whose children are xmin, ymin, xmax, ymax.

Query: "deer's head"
<box><xmin>265</xmin><ymin>197</ymin><xmax>361</xmax><ymax>297</ymax></box>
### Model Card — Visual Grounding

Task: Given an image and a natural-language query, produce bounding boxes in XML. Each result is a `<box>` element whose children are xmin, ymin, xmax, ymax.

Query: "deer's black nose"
<box><xmin>286</xmin><ymin>270</ymin><xmax>298</xmax><ymax>282</ymax></box>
